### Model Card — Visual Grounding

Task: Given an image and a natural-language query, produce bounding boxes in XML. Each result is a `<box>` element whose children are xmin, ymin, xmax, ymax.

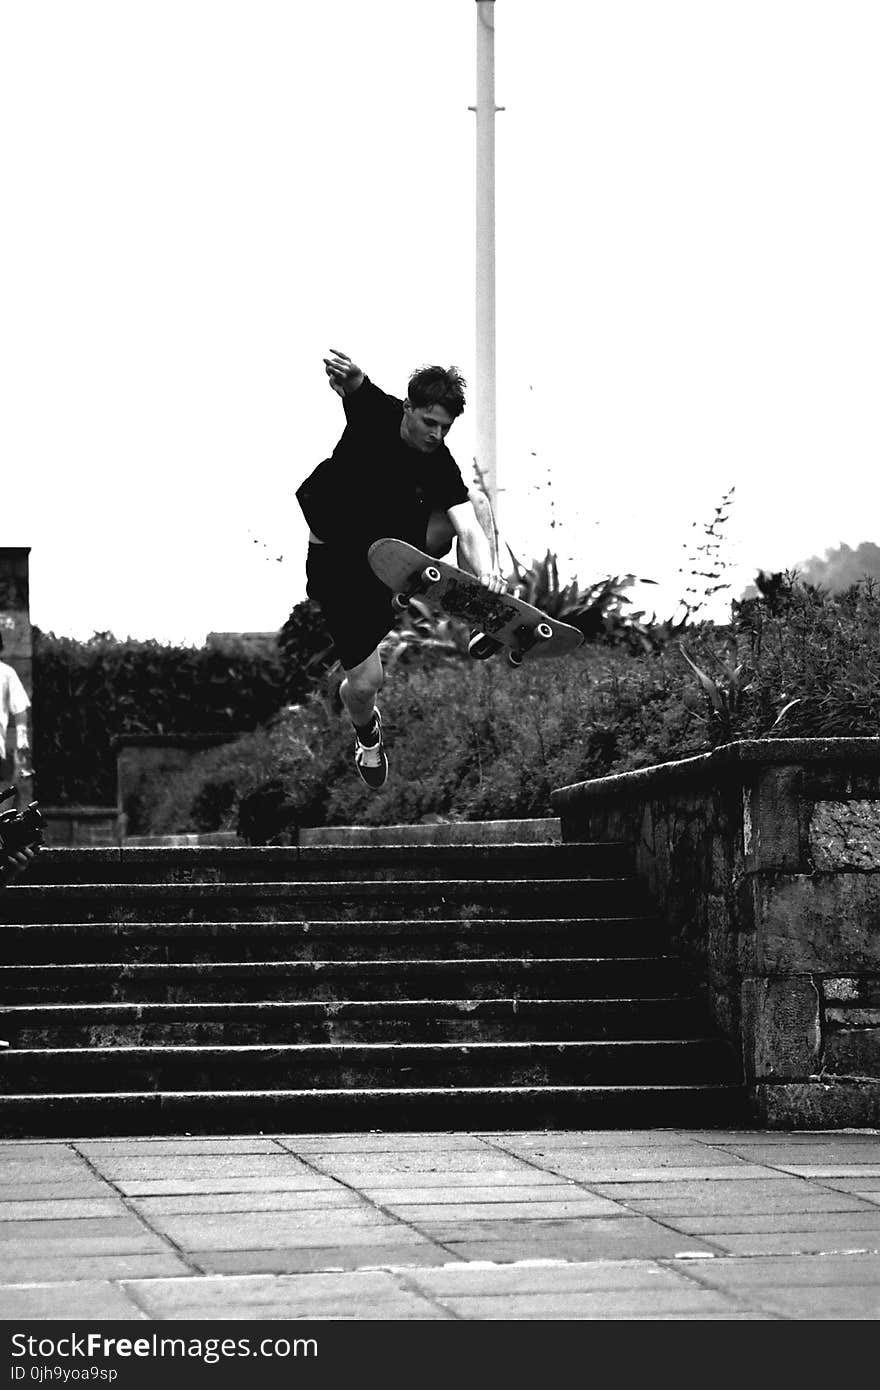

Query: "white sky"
<box><xmin>2</xmin><ymin>0</ymin><xmax>878</xmax><ymax>643</ymax></box>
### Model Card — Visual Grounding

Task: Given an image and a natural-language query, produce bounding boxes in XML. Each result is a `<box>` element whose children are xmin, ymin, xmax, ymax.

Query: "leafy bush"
<box><xmin>140</xmin><ymin>572</ymin><xmax>880</xmax><ymax>839</ymax></box>
<box><xmin>276</xmin><ymin>600</ymin><xmax>336</xmax><ymax>701</ymax></box>
<box><xmin>32</xmin><ymin>631</ymin><xmax>284</xmax><ymax>804</ymax></box>
<box><xmin>139</xmin><ymin>642</ymin><xmax>704</xmax><ymax>838</ymax></box>
<box><xmin>730</xmin><ymin>576</ymin><xmax>880</xmax><ymax>737</ymax></box>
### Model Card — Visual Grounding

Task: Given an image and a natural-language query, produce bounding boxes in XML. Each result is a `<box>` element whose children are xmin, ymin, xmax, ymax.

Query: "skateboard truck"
<box><xmin>507</xmin><ymin>621</ymin><xmax>554</xmax><ymax>668</ymax></box>
<box><xmin>391</xmin><ymin>564</ymin><xmax>443</xmax><ymax>614</ymax></box>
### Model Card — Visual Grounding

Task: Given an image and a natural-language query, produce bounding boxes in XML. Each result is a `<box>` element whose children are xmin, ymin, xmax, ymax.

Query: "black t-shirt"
<box><xmin>296</xmin><ymin>377</ymin><xmax>470</xmax><ymax>551</ymax></box>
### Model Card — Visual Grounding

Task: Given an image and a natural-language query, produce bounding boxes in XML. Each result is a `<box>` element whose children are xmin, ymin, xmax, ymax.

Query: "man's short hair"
<box><xmin>407</xmin><ymin>365</ymin><xmax>467</xmax><ymax>419</ymax></box>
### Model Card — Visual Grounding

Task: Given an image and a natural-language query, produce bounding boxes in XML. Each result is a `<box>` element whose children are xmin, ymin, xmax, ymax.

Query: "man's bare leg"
<box><xmin>339</xmin><ymin>648</ymin><xmax>389</xmax><ymax>789</ymax></box>
<box><xmin>339</xmin><ymin>648</ymin><xmax>383</xmax><ymax>734</ymax></box>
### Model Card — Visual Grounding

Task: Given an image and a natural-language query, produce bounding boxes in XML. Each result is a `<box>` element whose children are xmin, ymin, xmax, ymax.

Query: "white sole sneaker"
<box><xmin>353</xmin><ymin>709</ymin><xmax>389</xmax><ymax>790</ymax></box>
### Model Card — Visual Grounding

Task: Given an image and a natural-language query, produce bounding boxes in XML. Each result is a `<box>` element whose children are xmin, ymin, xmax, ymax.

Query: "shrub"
<box><xmin>141</xmin><ymin>572</ymin><xmax>880</xmax><ymax>838</ymax></box>
<box><xmin>276</xmin><ymin>599</ymin><xmax>336</xmax><ymax>702</ymax></box>
<box><xmin>32</xmin><ymin>630</ymin><xmax>284</xmax><ymax>804</ymax></box>
<box><xmin>138</xmin><ymin>641</ymin><xmax>710</xmax><ymax>837</ymax></box>
<box><xmin>730</xmin><ymin>576</ymin><xmax>880</xmax><ymax>737</ymax></box>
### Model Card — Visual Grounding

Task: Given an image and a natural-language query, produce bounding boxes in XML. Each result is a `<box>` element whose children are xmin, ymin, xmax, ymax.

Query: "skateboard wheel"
<box><xmin>507</xmin><ymin>649</ymin><xmax>524</xmax><ymax>669</ymax></box>
<box><xmin>535</xmin><ymin>622</ymin><xmax>553</xmax><ymax>642</ymax></box>
<box><xmin>392</xmin><ymin>593</ymin><xmax>410</xmax><ymax>613</ymax></box>
<box><xmin>422</xmin><ymin>565</ymin><xmax>442</xmax><ymax>585</ymax></box>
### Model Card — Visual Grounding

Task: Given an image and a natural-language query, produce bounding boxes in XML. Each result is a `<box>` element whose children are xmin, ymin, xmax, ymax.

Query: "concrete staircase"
<box><xmin>0</xmin><ymin>823</ymin><xmax>749</xmax><ymax>1136</ymax></box>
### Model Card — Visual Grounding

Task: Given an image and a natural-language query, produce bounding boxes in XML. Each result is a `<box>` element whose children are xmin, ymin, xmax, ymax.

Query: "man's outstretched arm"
<box><xmin>323</xmin><ymin>348</ymin><xmax>364</xmax><ymax>397</ymax></box>
<box><xmin>447</xmin><ymin>501</ymin><xmax>505</xmax><ymax>593</ymax></box>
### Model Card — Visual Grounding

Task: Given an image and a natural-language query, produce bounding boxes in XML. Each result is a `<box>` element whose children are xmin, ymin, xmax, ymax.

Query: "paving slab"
<box><xmin>666</xmin><ymin>1210</ymin><xmax>880</xmax><ymax>1235</ymax></box>
<box><xmin>629</xmin><ymin>1310</ymin><xmax>773</xmax><ymax>1319</ymax></box>
<box><xmin>116</xmin><ymin>1174</ymin><xmax>348</xmax><ymax>1198</ymax></box>
<box><xmin>0</xmin><ymin>1252</ymin><xmax>192</xmax><ymax>1282</ymax></box>
<box><xmin>484</xmin><ymin>1130</ymin><xmax>710</xmax><ymax>1148</ymax></box>
<box><xmin>746</xmin><ymin>1285</ymin><xmax>880</xmax><ymax>1319</ymax></box>
<box><xmin>347</xmin><ymin>1170</ymin><xmax>566</xmax><ymax>1192</ymax></box>
<box><xmin>673</xmin><ymin>1252</ymin><xmax>880</xmax><ymax>1287</ymax></box>
<box><xmin>494</xmin><ymin>1142</ymin><xmax>748</xmax><ymax>1167</ymax></box>
<box><xmin>700</xmin><ymin>1230</ymin><xmax>880</xmax><ymax>1257</ymax></box>
<box><xmin>149</xmin><ymin>1209</ymin><xmax>416</xmax><ymax>1251</ymax></box>
<box><xmin>196</xmin><ymin>1242</ymin><xmax>453</xmax><ymax>1275</ymax></box>
<box><xmin>0</xmin><ymin>1280</ymin><xmax>148</xmax><ymax>1320</ymax></box>
<box><xmin>2</xmin><ymin>1235</ymin><xmax>174</xmax><ymax>1258</ymax></box>
<box><xmin>83</xmin><ymin>1154</ymin><xmax>320</xmax><ymax>1181</ymax></box>
<box><xmin>355</xmin><ymin>1182</ymin><xmax>583</xmax><ymax>1206</ymax></box>
<box><xmin>0</xmin><ymin>1159</ymin><xmax>96</xmax><ymax>1184</ymax></box>
<box><xmin>0</xmin><ymin>1179</ymin><xmax>119</xmax><ymax>1200</ymax></box>
<box><xmin>824</xmin><ymin>1188</ymin><xmax>880</xmax><ymax>1207</ymax></box>
<box><xmin>589</xmin><ymin>1178</ymin><xmax>864</xmax><ymax>1209</ymax></box>
<box><xmin>772</xmin><ymin>1165</ymin><xmax>880</xmax><ymax>1178</ymax></box>
<box><xmin>405</xmin><ymin>1258</ymin><xmax>695</xmax><ymax>1295</ymax></box>
<box><xmin>706</xmin><ymin>1143</ymin><xmax>880</xmax><ymax>1164</ymax></box>
<box><xmin>125</xmin><ymin>1270</ymin><xmax>452</xmax><ymax>1320</ymax></box>
<box><xmin>521</xmin><ymin>1161</ymin><xmax>776</xmax><ymax>1183</ymax></box>
<box><xmin>76</xmin><ymin>1138</ymin><xmax>286</xmax><ymax>1157</ymax></box>
<box><xmin>433</xmin><ymin>1220</ymin><xmax>717</xmax><ymax>1263</ymax></box>
<box><xmin>698</xmin><ymin>1131</ymin><xmax>880</xmax><ymax>1147</ymax></box>
<box><xmin>0</xmin><ymin>1214</ymin><xmax>156</xmax><ymax>1241</ymax></box>
<box><xmin>377</xmin><ymin>1197</ymin><xmax>627</xmax><ymax>1220</ymax></box>
<box><xmin>130</xmin><ymin>1189</ymin><xmax>366</xmax><ymax>1215</ymax></box>
<box><xmin>0</xmin><ymin>1198</ymin><xmax>127</xmax><ymax>1220</ymax></box>
<box><xmin>302</xmin><ymin>1151</ymin><xmax>544</xmax><ymax>1177</ymax></box>
<box><xmin>417</xmin><ymin>1286</ymin><xmax>752</xmax><ymax>1319</ymax></box>
<box><xmin>276</xmin><ymin>1133</ymin><xmax>497</xmax><ymax>1153</ymax></box>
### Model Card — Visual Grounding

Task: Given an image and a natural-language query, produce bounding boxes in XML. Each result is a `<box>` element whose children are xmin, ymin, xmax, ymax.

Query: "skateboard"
<box><xmin>368</xmin><ymin>538</ymin><xmax>585</xmax><ymax>668</ymax></box>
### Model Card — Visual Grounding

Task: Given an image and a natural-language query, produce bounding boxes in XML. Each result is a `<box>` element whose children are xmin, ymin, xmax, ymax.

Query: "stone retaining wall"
<box><xmin>551</xmin><ymin>739</ymin><xmax>880</xmax><ymax>1129</ymax></box>
<box><xmin>113</xmin><ymin>733</ymin><xmax>242</xmax><ymax>838</ymax></box>
<box><xmin>41</xmin><ymin>806</ymin><xmax>120</xmax><ymax>847</ymax></box>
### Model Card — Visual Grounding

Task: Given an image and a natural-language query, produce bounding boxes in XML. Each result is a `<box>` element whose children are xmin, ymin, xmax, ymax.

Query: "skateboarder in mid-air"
<box><xmin>296</xmin><ymin>349</ymin><xmax>504</xmax><ymax>790</ymax></box>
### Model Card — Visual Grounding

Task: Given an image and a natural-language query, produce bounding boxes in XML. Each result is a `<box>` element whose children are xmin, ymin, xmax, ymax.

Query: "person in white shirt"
<box><xmin>0</xmin><ymin>633</ymin><xmax>33</xmax><ymax>802</ymax></box>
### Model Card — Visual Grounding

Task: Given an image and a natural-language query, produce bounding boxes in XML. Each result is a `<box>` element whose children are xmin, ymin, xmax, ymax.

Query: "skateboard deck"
<box><xmin>368</xmin><ymin>538</ymin><xmax>584</xmax><ymax>667</ymax></box>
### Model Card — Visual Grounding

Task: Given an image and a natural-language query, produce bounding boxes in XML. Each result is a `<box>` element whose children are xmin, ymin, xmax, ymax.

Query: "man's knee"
<box><xmin>343</xmin><ymin>653</ymin><xmax>383</xmax><ymax>703</ymax></box>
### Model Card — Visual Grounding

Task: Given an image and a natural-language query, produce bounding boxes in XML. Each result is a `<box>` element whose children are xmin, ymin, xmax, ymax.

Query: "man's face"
<box><xmin>401</xmin><ymin>401</ymin><xmax>455</xmax><ymax>454</ymax></box>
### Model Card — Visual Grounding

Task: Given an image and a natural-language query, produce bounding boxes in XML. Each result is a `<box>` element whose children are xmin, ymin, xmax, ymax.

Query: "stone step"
<box><xmin>0</xmin><ymin>1083</ymin><xmax>751</xmax><ymax>1137</ymax></box>
<box><xmin>0</xmin><ymin>955</ymin><xmax>685</xmax><ymax>1004</ymax></box>
<box><xmin>24</xmin><ymin>842</ymin><xmax>620</xmax><ymax>884</ymax></box>
<box><xmin>0</xmin><ymin>878</ymin><xmax>649</xmax><ymax>923</ymax></box>
<box><xmin>299</xmin><ymin>818</ymin><xmax>564</xmax><ymax>846</ymax></box>
<box><xmin>0</xmin><ymin>997</ymin><xmax>710</xmax><ymax>1047</ymax></box>
<box><xmin>0</xmin><ymin>916</ymin><xmax>668</xmax><ymax>964</ymax></box>
<box><xmin>122</xmin><ymin>818</ymin><xmax>564</xmax><ymax>848</ymax></box>
<box><xmin>0</xmin><ymin>1039</ymin><xmax>742</xmax><ymax>1093</ymax></box>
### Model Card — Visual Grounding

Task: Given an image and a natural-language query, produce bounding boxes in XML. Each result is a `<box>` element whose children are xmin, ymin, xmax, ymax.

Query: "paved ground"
<box><xmin>1</xmin><ymin>1128</ymin><xmax>879</xmax><ymax>1320</ymax></box>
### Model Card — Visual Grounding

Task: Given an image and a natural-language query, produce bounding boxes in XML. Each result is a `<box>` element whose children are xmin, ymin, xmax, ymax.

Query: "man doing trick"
<box><xmin>296</xmin><ymin>348</ymin><xmax>504</xmax><ymax>790</ymax></box>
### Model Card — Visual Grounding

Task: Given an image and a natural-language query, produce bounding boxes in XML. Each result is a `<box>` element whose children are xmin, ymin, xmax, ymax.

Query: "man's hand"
<box><xmin>478</xmin><ymin>571</ymin><xmax>506</xmax><ymax>595</ymax></box>
<box><xmin>323</xmin><ymin>349</ymin><xmax>365</xmax><ymax>397</ymax></box>
<box><xmin>12</xmin><ymin>746</ymin><xmax>33</xmax><ymax>780</ymax></box>
<box><xmin>1</xmin><ymin>844</ymin><xmax>36</xmax><ymax>886</ymax></box>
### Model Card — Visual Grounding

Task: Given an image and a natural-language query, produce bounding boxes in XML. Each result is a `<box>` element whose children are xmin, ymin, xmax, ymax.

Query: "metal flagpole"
<box><xmin>470</xmin><ymin>0</ymin><xmax>503</xmax><ymax>534</ymax></box>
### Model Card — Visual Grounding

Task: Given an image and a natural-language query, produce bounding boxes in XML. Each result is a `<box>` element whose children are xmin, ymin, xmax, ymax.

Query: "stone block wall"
<box><xmin>114</xmin><ymin>733</ymin><xmax>243</xmax><ymax>838</ymax></box>
<box><xmin>40</xmin><ymin>806</ymin><xmax>121</xmax><ymax>847</ymax></box>
<box><xmin>551</xmin><ymin>739</ymin><xmax>880</xmax><ymax>1129</ymax></box>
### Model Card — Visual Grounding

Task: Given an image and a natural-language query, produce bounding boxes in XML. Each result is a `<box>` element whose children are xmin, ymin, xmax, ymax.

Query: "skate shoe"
<box><xmin>467</xmin><ymin>628</ymin><xmax>503</xmax><ymax>660</ymax></box>
<box><xmin>353</xmin><ymin>708</ymin><xmax>388</xmax><ymax>790</ymax></box>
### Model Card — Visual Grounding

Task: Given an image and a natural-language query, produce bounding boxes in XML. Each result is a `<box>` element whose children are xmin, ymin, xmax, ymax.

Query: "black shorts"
<box><xmin>305</xmin><ymin>543</ymin><xmax>395</xmax><ymax>671</ymax></box>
